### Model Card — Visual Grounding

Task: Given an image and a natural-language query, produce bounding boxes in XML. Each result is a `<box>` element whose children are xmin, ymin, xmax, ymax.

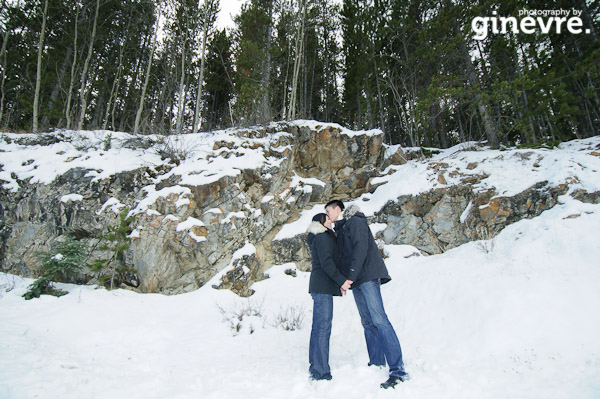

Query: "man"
<box><xmin>325</xmin><ymin>199</ymin><xmax>409</xmax><ymax>389</ymax></box>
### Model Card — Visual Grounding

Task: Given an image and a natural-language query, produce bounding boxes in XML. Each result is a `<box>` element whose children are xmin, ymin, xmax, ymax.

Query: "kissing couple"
<box><xmin>306</xmin><ymin>199</ymin><xmax>409</xmax><ymax>389</ymax></box>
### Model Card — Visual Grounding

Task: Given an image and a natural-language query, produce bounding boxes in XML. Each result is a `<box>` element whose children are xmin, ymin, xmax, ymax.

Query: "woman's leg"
<box><xmin>309</xmin><ymin>293</ymin><xmax>334</xmax><ymax>380</ymax></box>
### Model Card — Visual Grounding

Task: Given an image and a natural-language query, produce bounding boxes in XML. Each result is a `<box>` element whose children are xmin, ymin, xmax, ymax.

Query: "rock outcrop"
<box><xmin>0</xmin><ymin>122</ymin><xmax>392</xmax><ymax>294</ymax></box>
<box><xmin>1</xmin><ymin>123</ymin><xmax>598</xmax><ymax>294</ymax></box>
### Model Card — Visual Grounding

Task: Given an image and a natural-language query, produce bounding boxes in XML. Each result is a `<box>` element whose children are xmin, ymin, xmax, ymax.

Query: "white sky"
<box><xmin>216</xmin><ymin>0</ymin><xmax>246</xmax><ymax>30</ymax></box>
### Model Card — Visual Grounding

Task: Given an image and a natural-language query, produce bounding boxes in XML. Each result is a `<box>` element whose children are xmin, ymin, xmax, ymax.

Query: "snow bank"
<box><xmin>1</xmin><ymin>195</ymin><xmax>599</xmax><ymax>399</ymax></box>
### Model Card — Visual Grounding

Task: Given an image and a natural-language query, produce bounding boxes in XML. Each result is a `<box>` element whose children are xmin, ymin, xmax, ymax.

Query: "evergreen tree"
<box><xmin>203</xmin><ymin>29</ymin><xmax>235</xmax><ymax>130</ymax></box>
<box><xmin>233</xmin><ymin>0</ymin><xmax>274</xmax><ymax>125</ymax></box>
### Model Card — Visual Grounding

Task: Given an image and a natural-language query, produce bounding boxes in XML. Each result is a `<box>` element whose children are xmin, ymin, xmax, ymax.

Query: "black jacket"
<box><xmin>334</xmin><ymin>205</ymin><xmax>391</xmax><ymax>287</ymax></box>
<box><xmin>306</xmin><ymin>221</ymin><xmax>347</xmax><ymax>296</ymax></box>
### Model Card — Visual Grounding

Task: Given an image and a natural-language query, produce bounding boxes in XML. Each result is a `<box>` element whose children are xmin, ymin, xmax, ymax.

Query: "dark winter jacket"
<box><xmin>333</xmin><ymin>205</ymin><xmax>391</xmax><ymax>287</ymax></box>
<box><xmin>306</xmin><ymin>221</ymin><xmax>347</xmax><ymax>296</ymax></box>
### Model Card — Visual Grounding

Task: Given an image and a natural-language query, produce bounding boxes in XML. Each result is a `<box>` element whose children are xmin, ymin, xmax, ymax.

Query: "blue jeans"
<box><xmin>309</xmin><ymin>293</ymin><xmax>333</xmax><ymax>380</ymax></box>
<box><xmin>353</xmin><ymin>279</ymin><xmax>407</xmax><ymax>378</ymax></box>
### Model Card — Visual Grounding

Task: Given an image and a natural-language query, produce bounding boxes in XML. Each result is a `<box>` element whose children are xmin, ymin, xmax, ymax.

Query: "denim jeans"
<box><xmin>309</xmin><ymin>293</ymin><xmax>333</xmax><ymax>380</ymax></box>
<box><xmin>353</xmin><ymin>279</ymin><xmax>407</xmax><ymax>378</ymax></box>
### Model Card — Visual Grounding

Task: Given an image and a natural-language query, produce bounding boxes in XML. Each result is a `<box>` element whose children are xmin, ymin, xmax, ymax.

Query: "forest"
<box><xmin>0</xmin><ymin>0</ymin><xmax>598</xmax><ymax>148</ymax></box>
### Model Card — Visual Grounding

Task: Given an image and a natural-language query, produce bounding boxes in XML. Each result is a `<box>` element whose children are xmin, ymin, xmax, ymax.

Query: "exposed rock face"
<box><xmin>0</xmin><ymin>122</ymin><xmax>391</xmax><ymax>294</ymax></box>
<box><xmin>291</xmin><ymin>124</ymin><xmax>384</xmax><ymax>198</ymax></box>
<box><xmin>1</xmin><ymin>124</ymin><xmax>597</xmax><ymax>295</ymax></box>
<box><xmin>377</xmin><ymin>181</ymin><xmax>569</xmax><ymax>254</ymax></box>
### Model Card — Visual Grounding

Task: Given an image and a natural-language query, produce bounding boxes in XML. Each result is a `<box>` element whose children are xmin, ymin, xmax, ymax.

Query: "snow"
<box><xmin>292</xmin><ymin>119</ymin><xmax>384</xmax><ymax>138</ymax></box>
<box><xmin>232</xmin><ymin>241</ymin><xmax>257</xmax><ymax>259</ymax></box>
<box><xmin>1</xmin><ymin>126</ymin><xmax>600</xmax><ymax>398</ymax></box>
<box><xmin>274</xmin><ymin>203</ymin><xmax>325</xmax><ymax>240</ymax></box>
<box><xmin>176</xmin><ymin>217</ymin><xmax>205</xmax><ymax>232</ymax></box>
<box><xmin>350</xmin><ymin>138</ymin><xmax>600</xmax><ymax>217</ymax></box>
<box><xmin>176</xmin><ymin>217</ymin><xmax>206</xmax><ymax>243</ymax></box>
<box><xmin>97</xmin><ymin>197</ymin><xmax>125</xmax><ymax>215</ymax></box>
<box><xmin>1</xmin><ymin>195</ymin><xmax>599</xmax><ymax>399</ymax></box>
<box><xmin>0</xmin><ymin>131</ymin><xmax>164</xmax><ymax>192</ymax></box>
<box><xmin>460</xmin><ymin>199</ymin><xmax>474</xmax><ymax>223</ymax></box>
<box><xmin>60</xmin><ymin>194</ymin><xmax>83</xmax><ymax>203</ymax></box>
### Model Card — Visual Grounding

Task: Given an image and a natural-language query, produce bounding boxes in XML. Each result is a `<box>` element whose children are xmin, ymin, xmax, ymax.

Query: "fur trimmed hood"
<box><xmin>306</xmin><ymin>221</ymin><xmax>327</xmax><ymax>235</ymax></box>
<box><xmin>343</xmin><ymin>204</ymin><xmax>363</xmax><ymax>220</ymax></box>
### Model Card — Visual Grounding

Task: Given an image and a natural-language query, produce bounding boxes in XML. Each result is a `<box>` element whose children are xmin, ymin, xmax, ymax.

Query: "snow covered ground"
<box><xmin>1</xmin><ymin>195</ymin><xmax>599</xmax><ymax>398</ymax></box>
<box><xmin>1</xmin><ymin>127</ymin><xmax>600</xmax><ymax>398</ymax></box>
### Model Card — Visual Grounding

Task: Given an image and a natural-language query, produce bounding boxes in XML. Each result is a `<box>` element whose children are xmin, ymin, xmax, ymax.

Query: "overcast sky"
<box><xmin>216</xmin><ymin>0</ymin><xmax>245</xmax><ymax>30</ymax></box>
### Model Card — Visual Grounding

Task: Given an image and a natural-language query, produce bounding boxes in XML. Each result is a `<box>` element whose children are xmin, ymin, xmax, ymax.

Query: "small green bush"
<box><xmin>22</xmin><ymin>277</ymin><xmax>68</xmax><ymax>300</ymax></box>
<box><xmin>89</xmin><ymin>208</ymin><xmax>139</xmax><ymax>289</ymax></box>
<box><xmin>23</xmin><ymin>231</ymin><xmax>88</xmax><ymax>300</ymax></box>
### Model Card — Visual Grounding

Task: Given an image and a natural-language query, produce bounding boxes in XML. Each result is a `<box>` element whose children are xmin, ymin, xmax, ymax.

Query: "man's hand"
<box><xmin>341</xmin><ymin>280</ymin><xmax>353</xmax><ymax>293</ymax></box>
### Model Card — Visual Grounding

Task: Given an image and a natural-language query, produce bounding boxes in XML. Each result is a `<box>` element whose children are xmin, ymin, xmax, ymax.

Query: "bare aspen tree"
<box><xmin>32</xmin><ymin>0</ymin><xmax>49</xmax><ymax>133</ymax></box>
<box><xmin>260</xmin><ymin>0</ymin><xmax>273</xmax><ymax>123</ymax></box>
<box><xmin>77</xmin><ymin>0</ymin><xmax>100</xmax><ymax>131</ymax></box>
<box><xmin>280</xmin><ymin>0</ymin><xmax>292</xmax><ymax>119</ymax></box>
<box><xmin>175</xmin><ymin>34</ymin><xmax>187</xmax><ymax>134</ymax></box>
<box><xmin>193</xmin><ymin>0</ymin><xmax>218</xmax><ymax>134</ymax></box>
<box><xmin>134</xmin><ymin>22</ymin><xmax>158</xmax><ymax>135</ymax></box>
<box><xmin>65</xmin><ymin>3</ymin><xmax>80</xmax><ymax>130</ymax></box>
<box><xmin>103</xmin><ymin>42</ymin><xmax>125</xmax><ymax>130</ymax></box>
<box><xmin>288</xmin><ymin>0</ymin><xmax>305</xmax><ymax>121</ymax></box>
<box><xmin>0</xmin><ymin>28</ymin><xmax>9</xmax><ymax>125</ymax></box>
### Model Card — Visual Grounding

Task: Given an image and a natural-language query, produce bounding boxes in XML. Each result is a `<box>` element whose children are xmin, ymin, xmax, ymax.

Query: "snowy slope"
<box><xmin>277</xmin><ymin>137</ymin><xmax>600</xmax><ymax>238</ymax></box>
<box><xmin>1</xmin><ymin>183</ymin><xmax>600</xmax><ymax>396</ymax></box>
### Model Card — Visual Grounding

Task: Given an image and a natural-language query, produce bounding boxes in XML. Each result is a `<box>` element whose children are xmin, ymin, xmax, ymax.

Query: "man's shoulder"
<box><xmin>347</xmin><ymin>213</ymin><xmax>368</xmax><ymax>227</ymax></box>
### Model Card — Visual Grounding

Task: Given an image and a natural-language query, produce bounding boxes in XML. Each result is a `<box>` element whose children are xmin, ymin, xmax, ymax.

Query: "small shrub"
<box><xmin>217</xmin><ymin>298</ymin><xmax>265</xmax><ymax>336</ymax></box>
<box><xmin>475</xmin><ymin>225</ymin><xmax>500</xmax><ymax>254</ymax></box>
<box><xmin>517</xmin><ymin>140</ymin><xmax>561</xmax><ymax>150</ymax></box>
<box><xmin>154</xmin><ymin>136</ymin><xmax>195</xmax><ymax>165</ymax></box>
<box><xmin>23</xmin><ymin>277</ymin><xmax>68</xmax><ymax>300</ymax></box>
<box><xmin>89</xmin><ymin>208</ymin><xmax>139</xmax><ymax>289</ymax></box>
<box><xmin>274</xmin><ymin>304</ymin><xmax>306</xmax><ymax>331</ymax></box>
<box><xmin>103</xmin><ymin>133</ymin><xmax>113</xmax><ymax>151</ymax></box>
<box><xmin>23</xmin><ymin>231</ymin><xmax>88</xmax><ymax>300</ymax></box>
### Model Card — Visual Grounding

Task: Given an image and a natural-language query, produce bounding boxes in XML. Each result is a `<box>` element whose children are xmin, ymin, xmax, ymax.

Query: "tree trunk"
<box><xmin>103</xmin><ymin>42</ymin><xmax>125</xmax><ymax>130</ymax></box>
<box><xmin>461</xmin><ymin>41</ymin><xmax>499</xmax><ymax>149</ymax></box>
<box><xmin>176</xmin><ymin>36</ymin><xmax>188</xmax><ymax>134</ymax></box>
<box><xmin>260</xmin><ymin>0</ymin><xmax>274</xmax><ymax>124</ymax></box>
<box><xmin>135</xmin><ymin>28</ymin><xmax>157</xmax><ymax>135</ymax></box>
<box><xmin>288</xmin><ymin>0</ymin><xmax>305</xmax><ymax>121</ymax></box>
<box><xmin>193</xmin><ymin>0</ymin><xmax>212</xmax><ymax>134</ymax></box>
<box><xmin>0</xmin><ymin>29</ymin><xmax>9</xmax><ymax>125</ymax></box>
<box><xmin>78</xmin><ymin>0</ymin><xmax>100</xmax><ymax>131</ymax></box>
<box><xmin>43</xmin><ymin>47</ymin><xmax>71</xmax><ymax>128</ymax></box>
<box><xmin>65</xmin><ymin>4</ymin><xmax>80</xmax><ymax>130</ymax></box>
<box><xmin>370</xmin><ymin>42</ymin><xmax>385</xmax><ymax>132</ymax></box>
<box><xmin>33</xmin><ymin>0</ymin><xmax>49</xmax><ymax>133</ymax></box>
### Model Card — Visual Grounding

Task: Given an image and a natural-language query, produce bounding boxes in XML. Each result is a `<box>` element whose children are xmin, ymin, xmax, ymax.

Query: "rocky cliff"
<box><xmin>1</xmin><ymin>122</ymin><xmax>599</xmax><ymax>295</ymax></box>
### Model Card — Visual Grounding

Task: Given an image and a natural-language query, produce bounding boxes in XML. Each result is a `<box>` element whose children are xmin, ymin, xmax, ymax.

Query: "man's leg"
<box><xmin>309</xmin><ymin>293</ymin><xmax>333</xmax><ymax>380</ymax></box>
<box><xmin>352</xmin><ymin>284</ymin><xmax>385</xmax><ymax>366</ymax></box>
<box><xmin>358</xmin><ymin>280</ymin><xmax>407</xmax><ymax>379</ymax></box>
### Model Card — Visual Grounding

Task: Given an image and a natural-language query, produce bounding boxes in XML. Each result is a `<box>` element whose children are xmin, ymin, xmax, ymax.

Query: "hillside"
<box><xmin>2</xmin><ymin>122</ymin><xmax>599</xmax><ymax>295</ymax></box>
<box><xmin>1</xmin><ymin>158</ymin><xmax>599</xmax><ymax>398</ymax></box>
<box><xmin>1</xmin><ymin>124</ymin><xmax>599</xmax><ymax>398</ymax></box>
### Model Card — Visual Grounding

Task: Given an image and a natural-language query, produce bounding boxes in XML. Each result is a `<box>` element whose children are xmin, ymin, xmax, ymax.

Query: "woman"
<box><xmin>306</xmin><ymin>213</ymin><xmax>348</xmax><ymax>381</ymax></box>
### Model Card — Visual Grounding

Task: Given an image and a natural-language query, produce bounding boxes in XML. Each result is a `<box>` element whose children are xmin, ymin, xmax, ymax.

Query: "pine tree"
<box><xmin>203</xmin><ymin>29</ymin><xmax>235</xmax><ymax>130</ymax></box>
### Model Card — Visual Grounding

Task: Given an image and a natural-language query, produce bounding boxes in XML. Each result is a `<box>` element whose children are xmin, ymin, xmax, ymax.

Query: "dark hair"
<box><xmin>325</xmin><ymin>199</ymin><xmax>345</xmax><ymax>211</ymax></box>
<box><xmin>312</xmin><ymin>213</ymin><xmax>327</xmax><ymax>225</ymax></box>
<box><xmin>312</xmin><ymin>212</ymin><xmax>336</xmax><ymax>241</ymax></box>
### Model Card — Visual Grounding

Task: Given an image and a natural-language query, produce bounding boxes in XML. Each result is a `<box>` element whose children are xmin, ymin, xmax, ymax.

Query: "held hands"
<box><xmin>340</xmin><ymin>280</ymin><xmax>353</xmax><ymax>295</ymax></box>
